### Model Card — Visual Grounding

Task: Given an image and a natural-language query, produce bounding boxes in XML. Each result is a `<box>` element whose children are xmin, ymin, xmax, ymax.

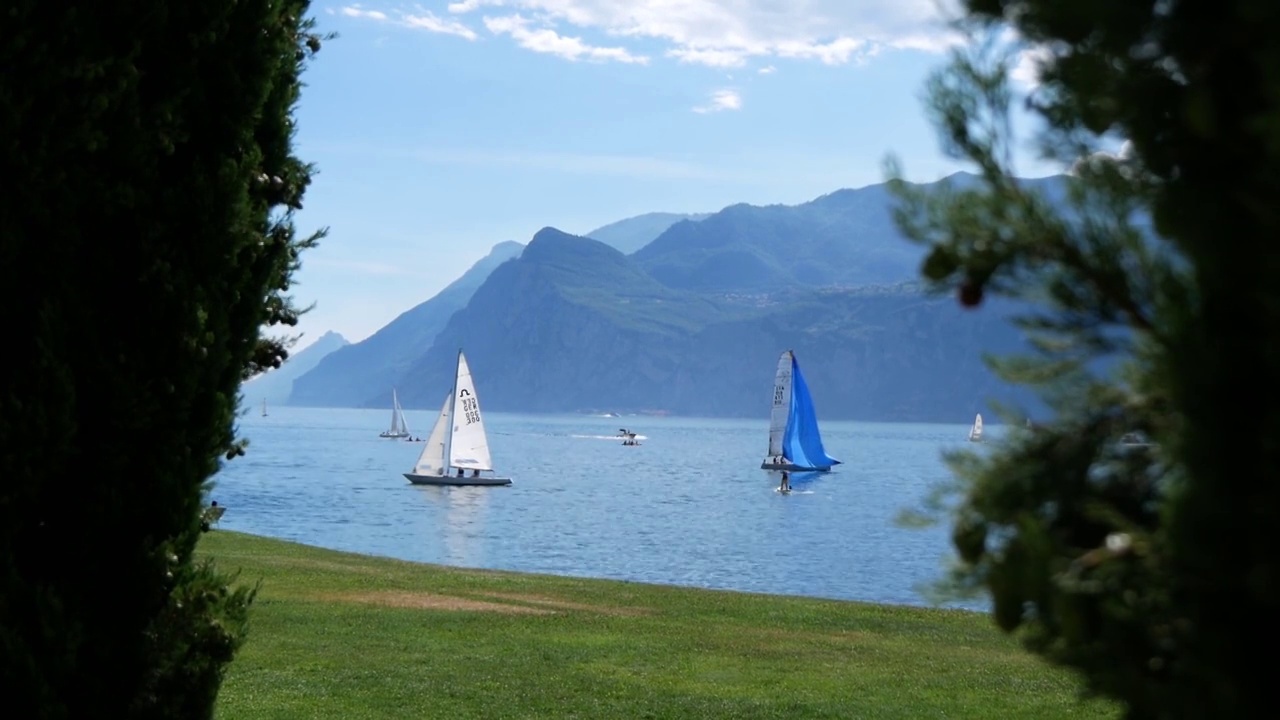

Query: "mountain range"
<box><xmin>585</xmin><ymin>211</ymin><xmax>712</xmax><ymax>254</ymax></box>
<box><xmin>288</xmin><ymin>240</ymin><xmax>525</xmax><ymax>409</ymax></box>
<box><xmin>243</xmin><ymin>330</ymin><xmax>349</xmax><ymax>406</ymax></box>
<box><xmin>282</xmin><ymin>171</ymin><xmax>1066</xmax><ymax>422</ymax></box>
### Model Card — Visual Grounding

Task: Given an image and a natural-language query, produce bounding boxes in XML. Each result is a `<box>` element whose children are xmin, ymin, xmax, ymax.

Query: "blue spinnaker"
<box><xmin>782</xmin><ymin>354</ymin><xmax>841</xmax><ymax>470</ymax></box>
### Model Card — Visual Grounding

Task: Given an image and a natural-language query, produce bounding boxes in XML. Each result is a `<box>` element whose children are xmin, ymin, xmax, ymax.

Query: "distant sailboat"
<box><xmin>379</xmin><ymin>388</ymin><xmax>411</xmax><ymax>439</ymax></box>
<box><xmin>968</xmin><ymin>413</ymin><xmax>984</xmax><ymax>442</ymax></box>
<box><xmin>760</xmin><ymin>350</ymin><xmax>841</xmax><ymax>472</ymax></box>
<box><xmin>261</xmin><ymin>399</ymin><xmax>267</xmax><ymax>417</ymax></box>
<box><xmin>404</xmin><ymin>350</ymin><xmax>511</xmax><ymax>487</ymax></box>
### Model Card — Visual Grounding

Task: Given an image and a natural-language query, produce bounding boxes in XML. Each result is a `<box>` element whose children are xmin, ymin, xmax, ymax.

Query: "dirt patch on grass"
<box><xmin>322</xmin><ymin>591</ymin><xmax>556</xmax><ymax>615</ymax></box>
<box><xmin>477</xmin><ymin>591</ymin><xmax>654</xmax><ymax>617</ymax></box>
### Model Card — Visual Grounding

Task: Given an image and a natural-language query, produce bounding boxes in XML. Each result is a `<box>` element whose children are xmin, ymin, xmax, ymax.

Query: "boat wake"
<box><xmin>570</xmin><ymin>434</ymin><xmax>649</xmax><ymax>441</ymax></box>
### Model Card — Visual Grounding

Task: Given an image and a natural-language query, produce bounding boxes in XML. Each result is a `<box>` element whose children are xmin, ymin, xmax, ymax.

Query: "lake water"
<box><xmin>214</xmin><ymin>407</ymin><xmax>997</xmax><ymax>609</ymax></box>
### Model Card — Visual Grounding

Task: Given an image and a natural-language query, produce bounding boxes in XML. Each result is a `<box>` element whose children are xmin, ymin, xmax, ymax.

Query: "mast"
<box><xmin>444</xmin><ymin>348</ymin><xmax>461</xmax><ymax>471</ymax></box>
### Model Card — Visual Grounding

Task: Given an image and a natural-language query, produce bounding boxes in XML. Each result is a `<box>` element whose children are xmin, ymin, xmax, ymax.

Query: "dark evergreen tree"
<box><xmin>0</xmin><ymin>1</ymin><xmax>328</xmax><ymax>717</ymax></box>
<box><xmin>888</xmin><ymin>1</ymin><xmax>1279</xmax><ymax>717</ymax></box>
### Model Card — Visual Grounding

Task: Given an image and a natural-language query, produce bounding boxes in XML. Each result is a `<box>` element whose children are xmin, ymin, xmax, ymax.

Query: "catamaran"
<box><xmin>379</xmin><ymin>388</ymin><xmax>411</xmax><ymax>439</ymax></box>
<box><xmin>968</xmin><ymin>413</ymin><xmax>984</xmax><ymax>442</ymax></box>
<box><xmin>404</xmin><ymin>350</ymin><xmax>512</xmax><ymax>487</ymax></box>
<box><xmin>760</xmin><ymin>350</ymin><xmax>841</xmax><ymax>471</ymax></box>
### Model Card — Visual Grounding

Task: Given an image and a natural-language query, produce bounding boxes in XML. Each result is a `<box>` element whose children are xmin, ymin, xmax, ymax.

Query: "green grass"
<box><xmin>201</xmin><ymin>531</ymin><xmax>1119</xmax><ymax>719</ymax></box>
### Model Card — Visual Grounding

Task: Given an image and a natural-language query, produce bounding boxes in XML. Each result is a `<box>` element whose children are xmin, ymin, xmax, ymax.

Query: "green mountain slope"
<box><xmin>393</xmin><ymin>229</ymin><xmax>1037</xmax><ymax>422</ymax></box>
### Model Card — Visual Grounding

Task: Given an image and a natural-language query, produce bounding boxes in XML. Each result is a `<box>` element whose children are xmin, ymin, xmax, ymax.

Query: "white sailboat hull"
<box><xmin>404</xmin><ymin>472</ymin><xmax>512</xmax><ymax>487</ymax></box>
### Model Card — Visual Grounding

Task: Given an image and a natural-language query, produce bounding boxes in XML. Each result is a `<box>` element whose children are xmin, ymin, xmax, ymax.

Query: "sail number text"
<box><xmin>773</xmin><ymin>387</ymin><xmax>785</xmax><ymax>405</ymax></box>
<box><xmin>460</xmin><ymin>396</ymin><xmax>481</xmax><ymax>425</ymax></box>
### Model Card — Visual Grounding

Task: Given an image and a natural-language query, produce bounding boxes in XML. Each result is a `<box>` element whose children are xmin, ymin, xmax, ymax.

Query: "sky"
<box><xmin>283</xmin><ymin>0</ymin><xmax>1066</xmax><ymax>351</ymax></box>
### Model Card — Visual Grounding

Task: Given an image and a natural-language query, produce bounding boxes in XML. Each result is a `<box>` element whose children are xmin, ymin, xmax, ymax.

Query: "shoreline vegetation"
<box><xmin>200</xmin><ymin>531</ymin><xmax>1118</xmax><ymax>718</ymax></box>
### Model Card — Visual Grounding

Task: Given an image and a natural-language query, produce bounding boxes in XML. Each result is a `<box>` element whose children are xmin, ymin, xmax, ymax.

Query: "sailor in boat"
<box><xmin>471</xmin><ymin>469</ymin><xmax>480</xmax><ymax>478</ymax></box>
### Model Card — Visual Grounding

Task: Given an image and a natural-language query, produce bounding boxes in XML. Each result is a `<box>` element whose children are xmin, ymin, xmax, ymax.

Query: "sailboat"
<box><xmin>759</xmin><ymin>350</ymin><xmax>841</xmax><ymax>471</ymax></box>
<box><xmin>261</xmin><ymin>399</ymin><xmax>267</xmax><ymax>417</ymax></box>
<box><xmin>404</xmin><ymin>350</ymin><xmax>512</xmax><ymax>487</ymax></box>
<box><xmin>379</xmin><ymin>388</ymin><xmax>411</xmax><ymax>439</ymax></box>
<box><xmin>968</xmin><ymin>413</ymin><xmax>984</xmax><ymax>442</ymax></box>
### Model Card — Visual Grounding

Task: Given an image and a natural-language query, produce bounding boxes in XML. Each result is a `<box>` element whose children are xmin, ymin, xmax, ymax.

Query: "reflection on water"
<box><xmin>213</xmin><ymin>407</ymin><xmax>999</xmax><ymax>608</ymax></box>
<box><xmin>413</xmin><ymin>486</ymin><xmax>490</xmax><ymax>567</ymax></box>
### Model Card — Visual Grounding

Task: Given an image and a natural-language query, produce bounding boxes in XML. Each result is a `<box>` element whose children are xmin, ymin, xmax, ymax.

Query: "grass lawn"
<box><xmin>200</xmin><ymin>531</ymin><xmax>1119</xmax><ymax>719</ymax></box>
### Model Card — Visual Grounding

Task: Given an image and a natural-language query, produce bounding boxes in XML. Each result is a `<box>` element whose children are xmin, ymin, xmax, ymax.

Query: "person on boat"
<box><xmin>456</xmin><ymin>467</ymin><xmax>464</xmax><ymax>477</ymax></box>
<box><xmin>471</xmin><ymin>469</ymin><xmax>479</xmax><ymax>478</ymax></box>
<box><xmin>779</xmin><ymin>471</ymin><xmax>790</xmax><ymax>492</ymax></box>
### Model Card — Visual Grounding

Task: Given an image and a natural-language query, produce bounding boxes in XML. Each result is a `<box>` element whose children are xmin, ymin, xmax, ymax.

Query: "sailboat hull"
<box><xmin>404</xmin><ymin>472</ymin><xmax>512</xmax><ymax>487</ymax></box>
<box><xmin>760</xmin><ymin>460</ymin><xmax>837</xmax><ymax>471</ymax></box>
<box><xmin>381</xmin><ymin>431</ymin><xmax>410</xmax><ymax>439</ymax></box>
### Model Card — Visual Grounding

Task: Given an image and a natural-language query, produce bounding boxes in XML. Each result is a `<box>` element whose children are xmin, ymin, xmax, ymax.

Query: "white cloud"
<box><xmin>395</xmin><ymin>146</ymin><xmax>736</xmax><ymax>180</ymax></box>
<box><xmin>350</xmin><ymin>1</ymin><xmax>964</xmax><ymax>68</ymax></box>
<box><xmin>341</xmin><ymin>5</ymin><xmax>388</xmax><ymax>21</ymax></box>
<box><xmin>1009</xmin><ymin>43</ymin><xmax>1053</xmax><ymax>91</ymax></box>
<box><xmin>1067</xmin><ymin>140</ymin><xmax>1136</xmax><ymax>176</ymax></box>
<box><xmin>757</xmin><ymin>65</ymin><xmax>776</xmax><ymax>74</ymax></box>
<box><xmin>338</xmin><ymin>4</ymin><xmax>478</xmax><ymax>40</ymax></box>
<box><xmin>307</xmin><ymin>257</ymin><xmax>435</xmax><ymax>279</ymax></box>
<box><xmin>996</xmin><ymin>25</ymin><xmax>1058</xmax><ymax>93</ymax></box>
<box><xmin>483</xmin><ymin>14</ymin><xmax>648</xmax><ymax>63</ymax></box>
<box><xmin>693</xmin><ymin>89</ymin><xmax>742</xmax><ymax>114</ymax></box>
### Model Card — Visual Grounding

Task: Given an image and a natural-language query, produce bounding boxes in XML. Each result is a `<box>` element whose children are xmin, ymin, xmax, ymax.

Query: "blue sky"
<box><xmin>285</xmin><ymin>1</ymin><xmax>1065</xmax><ymax>350</ymax></box>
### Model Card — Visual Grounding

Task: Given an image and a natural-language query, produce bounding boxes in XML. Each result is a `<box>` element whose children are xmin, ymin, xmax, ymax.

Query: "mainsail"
<box><xmin>381</xmin><ymin>388</ymin><xmax>411</xmax><ymax>437</ymax></box>
<box><xmin>390</xmin><ymin>389</ymin><xmax>402</xmax><ymax>433</ymax></box>
<box><xmin>767</xmin><ymin>351</ymin><xmax>793</xmax><ymax>458</ymax></box>
<box><xmin>446</xmin><ymin>351</ymin><xmax>493</xmax><ymax>471</ymax></box>
<box><xmin>412</xmin><ymin>392</ymin><xmax>453</xmax><ymax>476</ymax></box>
<box><xmin>780</xmin><ymin>353</ymin><xmax>840</xmax><ymax>470</ymax></box>
<box><xmin>968</xmin><ymin>413</ymin><xmax>983</xmax><ymax>442</ymax></box>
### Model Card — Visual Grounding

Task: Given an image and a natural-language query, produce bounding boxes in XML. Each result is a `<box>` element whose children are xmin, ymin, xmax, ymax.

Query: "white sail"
<box><xmin>412</xmin><ymin>392</ymin><xmax>453</xmax><ymax>476</ymax></box>
<box><xmin>389</xmin><ymin>389</ymin><xmax>402</xmax><ymax>434</ymax></box>
<box><xmin>397</xmin><ymin>400</ymin><xmax>411</xmax><ymax>437</ymax></box>
<box><xmin>969</xmin><ymin>413</ymin><xmax>984</xmax><ymax>441</ymax></box>
<box><xmin>766</xmin><ymin>350</ymin><xmax>793</xmax><ymax>457</ymax></box>
<box><xmin>447</xmin><ymin>351</ymin><xmax>493</xmax><ymax>471</ymax></box>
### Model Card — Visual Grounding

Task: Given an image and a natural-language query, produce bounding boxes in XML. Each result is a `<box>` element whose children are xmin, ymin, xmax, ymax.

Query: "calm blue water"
<box><xmin>213</xmin><ymin>407</ymin><xmax>998</xmax><ymax>609</ymax></box>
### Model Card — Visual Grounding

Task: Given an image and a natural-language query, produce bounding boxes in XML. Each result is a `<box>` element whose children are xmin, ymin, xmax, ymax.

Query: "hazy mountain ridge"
<box><xmin>305</xmin><ymin>172</ymin><xmax>1074</xmax><ymax>421</ymax></box>
<box><xmin>585</xmin><ymin>211</ymin><xmax>713</xmax><ymax>254</ymax></box>
<box><xmin>289</xmin><ymin>240</ymin><xmax>524</xmax><ymax>408</ymax></box>
<box><xmin>243</xmin><ymin>330</ymin><xmax>349</xmax><ymax>406</ymax></box>
<box><xmin>390</xmin><ymin>223</ymin><xmax>1044</xmax><ymax>421</ymax></box>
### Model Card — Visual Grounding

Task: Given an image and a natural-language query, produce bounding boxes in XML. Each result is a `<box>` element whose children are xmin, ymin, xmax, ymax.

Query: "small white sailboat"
<box><xmin>404</xmin><ymin>350</ymin><xmax>511</xmax><ymax>487</ymax></box>
<box><xmin>379</xmin><ymin>388</ymin><xmax>411</xmax><ymax>439</ymax></box>
<box><xmin>760</xmin><ymin>350</ymin><xmax>840</xmax><ymax>471</ymax></box>
<box><xmin>968</xmin><ymin>413</ymin><xmax>984</xmax><ymax>442</ymax></box>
